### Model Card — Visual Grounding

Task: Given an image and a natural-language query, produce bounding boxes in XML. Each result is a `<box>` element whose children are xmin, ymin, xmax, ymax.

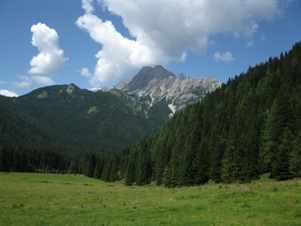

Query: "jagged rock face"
<box><xmin>115</xmin><ymin>79</ymin><xmax>130</xmax><ymax>90</ymax></box>
<box><xmin>66</xmin><ymin>84</ymin><xmax>75</xmax><ymax>95</ymax></box>
<box><xmin>122</xmin><ymin>65</ymin><xmax>176</xmax><ymax>95</ymax></box>
<box><xmin>117</xmin><ymin>65</ymin><xmax>221</xmax><ymax>114</ymax></box>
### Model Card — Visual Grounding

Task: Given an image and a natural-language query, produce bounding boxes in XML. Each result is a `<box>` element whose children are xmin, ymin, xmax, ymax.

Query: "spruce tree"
<box><xmin>108</xmin><ymin>154</ymin><xmax>119</xmax><ymax>182</ymax></box>
<box><xmin>290</xmin><ymin>130</ymin><xmax>301</xmax><ymax>178</ymax></box>
<box><xmin>271</xmin><ymin>127</ymin><xmax>294</xmax><ymax>180</ymax></box>
<box><xmin>94</xmin><ymin>158</ymin><xmax>103</xmax><ymax>179</ymax></box>
<box><xmin>125</xmin><ymin>152</ymin><xmax>136</xmax><ymax>186</ymax></box>
<box><xmin>260</xmin><ymin>99</ymin><xmax>281</xmax><ymax>173</ymax></box>
<box><xmin>222</xmin><ymin>136</ymin><xmax>243</xmax><ymax>183</ymax></box>
<box><xmin>86</xmin><ymin>153</ymin><xmax>97</xmax><ymax>178</ymax></box>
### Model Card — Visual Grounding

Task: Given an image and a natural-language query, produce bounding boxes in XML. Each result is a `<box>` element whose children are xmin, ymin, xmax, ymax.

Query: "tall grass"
<box><xmin>0</xmin><ymin>172</ymin><xmax>300</xmax><ymax>225</ymax></box>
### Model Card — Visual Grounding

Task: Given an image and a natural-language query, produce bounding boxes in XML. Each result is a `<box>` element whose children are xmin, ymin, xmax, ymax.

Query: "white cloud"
<box><xmin>15</xmin><ymin>75</ymin><xmax>55</xmax><ymax>88</ymax></box>
<box><xmin>0</xmin><ymin>90</ymin><xmax>18</xmax><ymax>97</ymax></box>
<box><xmin>31</xmin><ymin>76</ymin><xmax>55</xmax><ymax>86</ymax></box>
<box><xmin>214</xmin><ymin>52</ymin><xmax>235</xmax><ymax>62</ymax></box>
<box><xmin>77</xmin><ymin>0</ymin><xmax>284</xmax><ymax>86</ymax></box>
<box><xmin>28</xmin><ymin>23</ymin><xmax>68</xmax><ymax>75</ymax></box>
<box><xmin>82</xmin><ymin>0</ymin><xmax>95</xmax><ymax>14</ymax></box>
<box><xmin>80</xmin><ymin>67</ymin><xmax>92</xmax><ymax>77</ymax></box>
<box><xmin>15</xmin><ymin>75</ymin><xmax>32</xmax><ymax>88</ymax></box>
<box><xmin>76</xmin><ymin>12</ymin><xmax>166</xmax><ymax>86</ymax></box>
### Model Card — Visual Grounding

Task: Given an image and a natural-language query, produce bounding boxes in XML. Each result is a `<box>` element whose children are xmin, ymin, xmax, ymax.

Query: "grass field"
<box><xmin>0</xmin><ymin>172</ymin><xmax>300</xmax><ymax>225</ymax></box>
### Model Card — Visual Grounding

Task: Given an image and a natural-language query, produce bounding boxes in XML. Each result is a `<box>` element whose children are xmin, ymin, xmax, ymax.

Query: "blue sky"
<box><xmin>0</xmin><ymin>0</ymin><xmax>300</xmax><ymax>97</ymax></box>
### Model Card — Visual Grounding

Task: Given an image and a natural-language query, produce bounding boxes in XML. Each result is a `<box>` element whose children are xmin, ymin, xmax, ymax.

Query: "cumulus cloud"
<box><xmin>28</xmin><ymin>23</ymin><xmax>68</xmax><ymax>75</ymax></box>
<box><xmin>76</xmin><ymin>11</ymin><xmax>166</xmax><ymax>85</ymax></box>
<box><xmin>77</xmin><ymin>0</ymin><xmax>284</xmax><ymax>86</ymax></box>
<box><xmin>214</xmin><ymin>52</ymin><xmax>235</xmax><ymax>62</ymax></box>
<box><xmin>15</xmin><ymin>75</ymin><xmax>55</xmax><ymax>88</ymax></box>
<box><xmin>0</xmin><ymin>90</ymin><xmax>18</xmax><ymax>97</ymax></box>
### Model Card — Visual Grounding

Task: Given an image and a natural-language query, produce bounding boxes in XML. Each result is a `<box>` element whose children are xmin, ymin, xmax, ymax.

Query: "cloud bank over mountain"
<box><xmin>0</xmin><ymin>89</ymin><xmax>18</xmax><ymax>97</ymax></box>
<box><xmin>77</xmin><ymin>0</ymin><xmax>285</xmax><ymax>86</ymax></box>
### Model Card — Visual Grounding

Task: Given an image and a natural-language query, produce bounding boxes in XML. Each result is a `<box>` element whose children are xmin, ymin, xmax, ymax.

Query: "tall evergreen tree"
<box><xmin>94</xmin><ymin>157</ymin><xmax>104</xmax><ymax>179</ymax></box>
<box><xmin>125</xmin><ymin>151</ymin><xmax>137</xmax><ymax>186</ymax></box>
<box><xmin>260</xmin><ymin>98</ymin><xmax>281</xmax><ymax>173</ymax></box>
<box><xmin>271</xmin><ymin>127</ymin><xmax>294</xmax><ymax>180</ymax></box>
<box><xmin>86</xmin><ymin>153</ymin><xmax>97</xmax><ymax>178</ymax></box>
<box><xmin>290</xmin><ymin>130</ymin><xmax>301</xmax><ymax>178</ymax></box>
<box><xmin>221</xmin><ymin>137</ymin><xmax>243</xmax><ymax>183</ymax></box>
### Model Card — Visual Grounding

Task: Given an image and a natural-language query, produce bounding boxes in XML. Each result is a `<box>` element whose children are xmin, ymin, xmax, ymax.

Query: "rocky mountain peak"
<box><xmin>115</xmin><ymin>65</ymin><xmax>221</xmax><ymax>115</ymax></box>
<box><xmin>122</xmin><ymin>65</ymin><xmax>176</xmax><ymax>94</ymax></box>
<box><xmin>178</xmin><ymin>73</ymin><xmax>188</xmax><ymax>81</ymax></box>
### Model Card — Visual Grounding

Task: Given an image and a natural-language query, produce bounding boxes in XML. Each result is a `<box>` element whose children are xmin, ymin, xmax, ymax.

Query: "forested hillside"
<box><xmin>0</xmin><ymin>84</ymin><xmax>159</xmax><ymax>152</ymax></box>
<box><xmin>0</xmin><ymin>84</ymin><xmax>160</xmax><ymax>173</ymax></box>
<box><xmin>94</xmin><ymin>42</ymin><xmax>301</xmax><ymax>185</ymax></box>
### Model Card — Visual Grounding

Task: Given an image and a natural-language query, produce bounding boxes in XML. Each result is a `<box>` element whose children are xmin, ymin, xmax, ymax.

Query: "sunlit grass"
<box><xmin>0</xmin><ymin>172</ymin><xmax>300</xmax><ymax>225</ymax></box>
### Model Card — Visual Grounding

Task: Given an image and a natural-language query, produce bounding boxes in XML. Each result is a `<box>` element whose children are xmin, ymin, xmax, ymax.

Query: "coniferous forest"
<box><xmin>1</xmin><ymin>42</ymin><xmax>301</xmax><ymax>186</ymax></box>
<box><xmin>97</xmin><ymin>42</ymin><xmax>301</xmax><ymax>186</ymax></box>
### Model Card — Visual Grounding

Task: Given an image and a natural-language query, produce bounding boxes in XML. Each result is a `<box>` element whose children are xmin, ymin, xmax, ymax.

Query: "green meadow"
<box><xmin>0</xmin><ymin>172</ymin><xmax>300</xmax><ymax>226</ymax></box>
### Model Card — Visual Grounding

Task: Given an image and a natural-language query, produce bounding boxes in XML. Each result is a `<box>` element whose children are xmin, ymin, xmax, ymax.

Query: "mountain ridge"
<box><xmin>115</xmin><ymin>65</ymin><xmax>221</xmax><ymax>115</ymax></box>
<box><xmin>0</xmin><ymin>84</ymin><xmax>159</xmax><ymax>153</ymax></box>
<box><xmin>0</xmin><ymin>66</ymin><xmax>221</xmax><ymax>154</ymax></box>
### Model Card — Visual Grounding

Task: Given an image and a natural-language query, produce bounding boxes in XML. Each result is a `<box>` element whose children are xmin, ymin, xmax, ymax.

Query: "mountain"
<box><xmin>0</xmin><ymin>66</ymin><xmax>221</xmax><ymax>174</ymax></box>
<box><xmin>0</xmin><ymin>66</ymin><xmax>220</xmax><ymax>154</ymax></box>
<box><xmin>113</xmin><ymin>65</ymin><xmax>221</xmax><ymax>125</ymax></box>
<box><xmin>95</xmin><ymin>42</ymin><xmax>301</xmax><ymax>186</ymax></box>
<box><xmin>0</xmin><ymin>84</ymin><xmax>158</xmax><ymax>153</ymax></box>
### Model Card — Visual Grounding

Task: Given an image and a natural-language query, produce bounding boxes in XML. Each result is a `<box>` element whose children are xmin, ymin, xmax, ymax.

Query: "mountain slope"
<box><xmin>0</xmin><ymin>66</ymin><xmax>221</xmax><ymax>154</ymax></box>
<box><xmin>114</xmin><ymin>65</ymin><xmax>221</xmax><ymax>125</ymax></box>
<box><xmin>98</xmin><ymin>42</ymin><xmax>301</xmax><ymax>185</ymax></box>
<box><xmin>0</xmin><ymin>84</ymin><xmax>158</xmax><ymax>153</ymax></box>
<box><xmin>0</xmin><ymin>104</ymin><xmax>50</xmax><ymax>147</ymax></box>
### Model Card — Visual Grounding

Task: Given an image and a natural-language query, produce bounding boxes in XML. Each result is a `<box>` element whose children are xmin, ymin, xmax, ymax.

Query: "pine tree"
<box><xmin>240</xmin><ymin>130</ymin><xmax>260</xmax><ymax>182</ymax></box>
<box><xmin>108</xmin><ymin>154</ymin><xmax>119</xmax><ymax>182</ymax></box>
<box><xmin>86</xmin><ymin>153</ymin><xmax>97</xmax><ymax>178</ymax></box>
<box><xmin>271</xmin><ymin>128</ymin><xmax>294</xmax><ymax>180</ymax></box>
<box><xmin>125</xmin><ymin>152</ymin><xmax>137</xmax><ymax>186</ymax></box>
<box><xmin>209</xmin><ymin>135</ymin><xmax>226</xmax><ymax>183</ymax></box>
<box><xmin>94</xmin><ymin>157</ymin><xmax>104</xmax><ymax>179</ymax></box>
<box><xmin>290</xmin><ymin>130</ymin><xmax>301</xmax><ymax>178</ymax></box>
<box><xmin>68</xmin><ymin>160</ymin><xmax>79</xmax><ymax>174</ymax></box>
<box><xmin>221</xmin><ymin>137</ymin><xmax>243</xmax><ymax>183</ymax></box>
<box><xmin>260</xmin><ymin>99</ymin><xmax>281</xmax><ymax>173</ymax></box>
<box><xmin>136</xmin><ymin>147</ymin><xmax>152</xmax><ymax>185</ymax></box>
<box><xmin>194</xmin><ymin>141</ymin><xmax>209</xmax><ymax>185</ymax></box>
<box><xmin>101</xmin><ymin>156</ymin><xmax>111</xmax><ymax>181</ymax></box>
<box><xmin>164</xmin><ymin>154</ymin><xmax>180</xmax><ymax>187</ymax></box>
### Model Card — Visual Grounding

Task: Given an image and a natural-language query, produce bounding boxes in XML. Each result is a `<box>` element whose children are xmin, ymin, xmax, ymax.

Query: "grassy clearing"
<box><xmin>0</xmin><ymin>172</ymin><xmax>300</xmax><ymax>225</ymax></box>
